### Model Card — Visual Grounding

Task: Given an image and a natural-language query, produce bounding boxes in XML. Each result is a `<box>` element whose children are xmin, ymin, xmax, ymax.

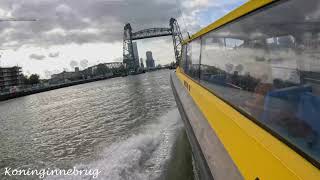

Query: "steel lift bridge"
<box><xmin>123</xmin><ymin>18</ymin><xmax>183</xmax><ymax>73</ymax></box>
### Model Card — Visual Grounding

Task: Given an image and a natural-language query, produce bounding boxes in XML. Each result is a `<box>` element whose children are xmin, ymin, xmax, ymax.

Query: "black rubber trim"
<box><xmin>180</xmin><ymin>71</ymin><xmax>320</xmax><ymax>169</ymax></box>
<box><xmin>170</xmin><ymin>74</ymin><xmax>215</xmax><ymax>180</ymax></box>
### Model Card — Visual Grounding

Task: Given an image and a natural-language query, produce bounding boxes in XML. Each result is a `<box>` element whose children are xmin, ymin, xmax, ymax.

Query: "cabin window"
<box><xmin>198</xmin><ymin>0</ymin><xmax>320</xmax><ymax>164</ymax></box>
<box><xmin>181</xmin><ymin>44</ymin><xmax>188</xmax><ymax>73</ymax></box>
<box><xmin>186</xmin><ymin>38</ymin><xmax>201</xmax><ymax>80</ymax></box>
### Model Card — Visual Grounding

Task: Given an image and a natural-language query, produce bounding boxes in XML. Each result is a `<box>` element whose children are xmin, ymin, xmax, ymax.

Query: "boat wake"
<box><xmin>47</xmin><ymin>109</ymin><xmax>184</xmax><ymax>180</ymax></box>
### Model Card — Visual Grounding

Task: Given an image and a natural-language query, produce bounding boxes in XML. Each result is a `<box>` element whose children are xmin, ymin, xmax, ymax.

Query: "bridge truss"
<box><xmin>123</xmin><ymin>18</ymin><xmax>183</xmax><ymax>73</ymax></box>
<box><xmin>104</xmin><ymin>62</ymin><xmax>123</xmax><ymax>69</ymax></box>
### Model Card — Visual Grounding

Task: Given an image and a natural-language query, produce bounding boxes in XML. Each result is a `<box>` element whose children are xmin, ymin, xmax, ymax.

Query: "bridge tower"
<box><xmin>123</xmin><ymin>23</ymin><xmax>136</xmax><ymax>73</ymax></box>
<box><xmin>122</xmin><ymin>18</ymin><xmax>183</xmax><ymax>73</ymax></box>
<box><xmin>170</xmin><ymin>18</ymin><xmax>183</xmax><ymax>65</ymax></box>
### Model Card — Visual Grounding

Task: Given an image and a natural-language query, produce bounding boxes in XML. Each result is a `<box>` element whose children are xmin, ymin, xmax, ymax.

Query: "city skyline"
<box><xmin>0</xmin><ymin>40</ymin><xmax>174</xmax><ymax>78</ymax></box>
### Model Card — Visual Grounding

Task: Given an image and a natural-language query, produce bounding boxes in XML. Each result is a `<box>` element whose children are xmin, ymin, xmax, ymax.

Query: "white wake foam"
<box><xmin>47</xmin><ymin>108</ymin><xmax>182</xmax><ymax>180</ymax></box>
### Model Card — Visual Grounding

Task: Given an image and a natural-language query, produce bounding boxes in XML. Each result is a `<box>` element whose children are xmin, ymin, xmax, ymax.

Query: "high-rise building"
<box><xmin>146</xmin><ymin>51</ymin><xmax>155</xmax><ymax>68</ymax></box>
<box><xmin>0</xmin><ymin>66</ymin><xmax>23</xmax><ymax>92</ymax></box>
<box><xmin>132</xmin><ymin>42</ymin><xmax>140</xmax><ymax>69</ymax></box>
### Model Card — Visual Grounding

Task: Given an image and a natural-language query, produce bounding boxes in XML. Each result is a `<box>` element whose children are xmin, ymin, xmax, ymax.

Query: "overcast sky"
<box><xmin>0</xmin><ymin>0</ymin><xmax>246</xmax><ymax>78</ymax></box>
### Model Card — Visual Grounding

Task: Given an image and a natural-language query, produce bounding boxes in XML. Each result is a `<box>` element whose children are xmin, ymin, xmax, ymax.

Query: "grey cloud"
<box><xmin>69</xmin><ymin>60</ymin><xmax>78</xmax><ymax>69</ymax></box>
<box><xmin>29</xmin><ymin>53</ymin><xmax>46</xmax><ymax>60</ymax></box>
<box><xmin>44</xmin><ymin>69</ymin><xmax>60</xmax><ymax>78</ymax></box>
<box><xmin>0</xmin><ymin>0</ymin><xmax>182</xmax><ymax>48</ymax></box>
<box><xmin>0</xmin><ymin>0</ymin><xmax>246</xmax><ymax>49</ymax></box>
<box><xmin>112</xmin><ymin>57</ymin><xmax>122</xmax><ymax>62</ymax></box>
<box><xmin>80</xmin><ymin>59</ymin><xmax>88</xmax><ymax>69</ymax></box>
<box><xmin>44</xmin><ymin>70</ymin><xmax>51</xmax><ymax>78</ymax></box>
<box><xmin>48</xmin><ymin>52</ymin><xmax>59</xmax><ymax>58</ymax></box>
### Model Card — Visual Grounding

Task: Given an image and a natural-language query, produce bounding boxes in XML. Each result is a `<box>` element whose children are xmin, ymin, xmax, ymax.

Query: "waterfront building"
<box><xmin>50</xmin><ymin>63</ymin><xmax>121</xmax><ymax>84</ymax></box>
<box><xmin>145</xmin><ymin>51</ymin><xmax>155</xmax><ymax>68</ymax></box>
<box><xmin>50</xmin><ymin>67</ymin><xmax>82</xmax><ymax>84</ymax></box>
<box><xmin>0</xmin><ymin>66</ymin><xmax>23</xmax><ymax>92</ymax></box>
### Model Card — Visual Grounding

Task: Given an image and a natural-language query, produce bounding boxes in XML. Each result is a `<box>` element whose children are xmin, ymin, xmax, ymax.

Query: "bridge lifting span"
<box><xmin>123</xmin><ymin>18</ymin><xmax>183</xmax><ymax>73</ymax></box>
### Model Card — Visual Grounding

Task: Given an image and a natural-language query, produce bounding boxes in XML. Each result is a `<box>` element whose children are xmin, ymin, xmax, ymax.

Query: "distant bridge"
<box><xmin>131</xmin><ymin>28</ymin><xmax>172</xmax><ymax>40</ymax></box>
<box><xmin>104</xmin><ymin>62</ymin><xmax>123</xmax><ymax>69</ymax></box>
<box><xmin>90</xmin><ymin>62</ymin><xmax>123</xmax><ymax>69</ymax></box>
<box><xmin>123</xmin><ymin>18</ymin><xmax>183</xmax><ymax>73</ymax></box>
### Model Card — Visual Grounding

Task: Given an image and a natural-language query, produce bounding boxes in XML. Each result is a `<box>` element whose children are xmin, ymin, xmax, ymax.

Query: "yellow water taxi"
<box><xmin>171</xmin><ymin>0</ymin><xmax>320</xmax><ymax>179</ymax></box>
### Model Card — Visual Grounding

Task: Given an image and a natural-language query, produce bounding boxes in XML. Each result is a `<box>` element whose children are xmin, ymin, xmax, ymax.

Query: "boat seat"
<box><xmin>208</xmin><ymin>74</ymin><xmax>227</xmax><ymax>85</ymax></box>
<box><xmin>297</xmin><ymin>92</ymin><xmax>320</xmax><ymax>134</ymax></box>
<box><xmin>261</xmin><ymin>84</ymin><xmax>312</xmax><ymax>123</ymax></box>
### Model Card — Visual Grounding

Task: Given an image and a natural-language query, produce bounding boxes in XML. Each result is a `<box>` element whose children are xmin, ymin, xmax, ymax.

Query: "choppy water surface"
<box><xmin>0</xmin><ymin>70</ymin><xmax>194</xmax><ymax>180</ymax></box>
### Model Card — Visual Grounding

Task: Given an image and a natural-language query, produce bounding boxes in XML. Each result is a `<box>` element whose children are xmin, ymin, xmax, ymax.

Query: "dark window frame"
<box><xmin>185</xmin><ymin>37</ymin><xmax>202</xmax><ymax>82</ymax></box>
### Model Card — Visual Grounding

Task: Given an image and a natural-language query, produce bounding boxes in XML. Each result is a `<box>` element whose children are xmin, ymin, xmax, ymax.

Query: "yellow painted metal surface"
<box><xmin>175</xmin><ymin>68</ymin><xmax>320</xmax><ymax>180</ymax></box>
<box><xmin>183</xmin><ymin>0</ymin><xmax>275</xmax><ymax>44</ymax></box>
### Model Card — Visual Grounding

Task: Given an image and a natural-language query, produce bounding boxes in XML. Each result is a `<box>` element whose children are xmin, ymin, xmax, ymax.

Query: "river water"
<box><xmin>0</xmin><ymin>70</ymin><xmax>194</xmax><ymax>180</ymax></box>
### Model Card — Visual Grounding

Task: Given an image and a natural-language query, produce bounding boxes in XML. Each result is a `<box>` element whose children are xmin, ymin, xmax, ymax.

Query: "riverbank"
<box><xmin>0</xmin><ymin>67</ymin><xmax>175</xmax><ymax>102</ymax></box>
<box><xmin>0</xmin><ymin>75</ymin><xmax>119</xmax><ymax>102</ymax></box>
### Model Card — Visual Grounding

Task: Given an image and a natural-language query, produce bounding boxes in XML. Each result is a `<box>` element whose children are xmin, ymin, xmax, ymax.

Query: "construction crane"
<box><xmin>0</xmin><ymin>18</ymin><xmax>37</xmax><ymax>22</ymax></box>
<box><xmin>0</xmin><ymin>17</ymin><xmax>37</xmax><ymax>66</ymax></box>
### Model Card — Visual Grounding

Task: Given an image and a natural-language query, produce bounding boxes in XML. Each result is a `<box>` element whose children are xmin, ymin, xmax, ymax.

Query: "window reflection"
<box><xmin>186</xmin><ymin>39</ymin><xmax>201</xmax><ymax>80</ymax></box>
<box><xmin>181</xmin><ymin>45</ymin><xmax>188</xmax><ymax>73</ymax></box>
<box><xmin>183</xmin><ymin>0</ymin><xmax>320</xmax><ymax>163</ymax></box>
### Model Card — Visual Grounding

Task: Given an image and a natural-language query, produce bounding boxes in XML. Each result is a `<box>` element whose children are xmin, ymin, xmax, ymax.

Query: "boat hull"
<box><xmin>170</xmin><ymin>71</ymin><xmax>243</xmax><ymax>180</ymax></box>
